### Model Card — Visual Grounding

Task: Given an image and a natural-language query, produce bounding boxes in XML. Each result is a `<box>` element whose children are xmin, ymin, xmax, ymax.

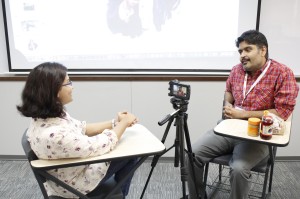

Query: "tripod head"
<box><xmin>170</xmin><ymin>97</ymin><xmax>189</xmax><ymax>113</ymax></box>
<box><xmin>158</xmin><ymin>97</ymin><xmax>189</xmax><ymax>126</ymax></box>
<box><xmin>158</xmin><ymin>80</ymin><xmax>191</xmax><ymax>126</ymax></box>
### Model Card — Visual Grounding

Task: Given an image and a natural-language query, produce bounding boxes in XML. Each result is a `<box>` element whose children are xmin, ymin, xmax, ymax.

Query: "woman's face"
<box><xmin>57</xmin><ymin>75</ymin><xmax>73</xmax><ymax>105</ymax></box>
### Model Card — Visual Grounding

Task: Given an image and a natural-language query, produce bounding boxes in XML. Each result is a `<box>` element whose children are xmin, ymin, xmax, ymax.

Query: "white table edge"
<box><xmin>31</xmin><ymin>124</ymin><xmax>166</xmax><ymax>168</ymax></box>
<box><xmin>213</xmin><ymin>119</ymin><xmax>291</xmax><ymax>147</ymax></box>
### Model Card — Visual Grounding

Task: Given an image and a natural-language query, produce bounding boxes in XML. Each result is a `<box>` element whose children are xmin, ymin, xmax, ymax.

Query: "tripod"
<box><xmin>140</xmin><ymin>98</ymin><xmax>198</xmax><ymax>199</ymax></box>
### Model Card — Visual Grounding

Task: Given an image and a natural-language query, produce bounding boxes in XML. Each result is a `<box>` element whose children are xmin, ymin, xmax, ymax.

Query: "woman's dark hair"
<box><xmin>17</xmin><ymin>62</ymin><xmax>67</xmax><ymax>119</ymax></box>
<box><xmin>235</xmin><ymin>30</ymin><xmax>269</xmax><ymax>59</ymax></box>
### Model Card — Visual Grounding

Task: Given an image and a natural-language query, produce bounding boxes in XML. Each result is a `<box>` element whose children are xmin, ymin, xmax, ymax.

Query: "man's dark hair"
<box><xmin>17</xmin><ymin>62</ymin><xmax>67</xmax><ymax>119</ymax></box>
<box><xmin>235</xmin><ymin>30</ymin><xmax>269</xmax><ymax>59</ymax></box>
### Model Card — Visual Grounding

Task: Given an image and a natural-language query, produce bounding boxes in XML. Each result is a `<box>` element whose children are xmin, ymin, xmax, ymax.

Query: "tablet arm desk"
<box><xmin>211</xmin><ymin>116</ymin><xmax>292</xmax><ymax>198</ymax></box>
<box><xmin>25</xmin><ymin>124</ymin><xmax>166</xmax><ymax>199</ymax></box>
<box><xmin>214</xmin><ymin>117</ymin><xmax>292</xmax><ymax>163</ymax></box>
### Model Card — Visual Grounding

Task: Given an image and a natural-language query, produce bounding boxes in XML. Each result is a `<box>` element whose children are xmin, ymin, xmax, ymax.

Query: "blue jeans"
<box><xmin>96</xmin><ymin>157</ymin><xmax>139</xmax><ymax>197</ymax></box>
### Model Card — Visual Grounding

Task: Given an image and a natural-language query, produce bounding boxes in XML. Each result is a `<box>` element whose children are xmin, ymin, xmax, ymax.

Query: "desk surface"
<box><xmin>31</xmin><ymin>124</ymin><xmax>165</xmax><ymax>168</ymax></box>
<box><xmin>214</xmin><ymin>119</ymin><xmax>291</xmax><ymax>147</ymax></box>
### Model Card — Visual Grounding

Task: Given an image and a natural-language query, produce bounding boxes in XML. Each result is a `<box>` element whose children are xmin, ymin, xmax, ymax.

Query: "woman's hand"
<box><xmin>117</xmin><ymin>111</ymin><xmax>138</xmax><ymax>127</ymax></box>
<box><xmin>112</xmin><ymin>111</ymin><xmax>138</xmax><ymax>139</ymax></box>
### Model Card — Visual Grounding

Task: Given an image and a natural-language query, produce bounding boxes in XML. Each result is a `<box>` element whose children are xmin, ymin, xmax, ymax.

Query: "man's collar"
<box><xmin>259</xmin><ymin>59</ymin><xmax>270</xmax><ymax>72</ymax></box>
<box><xmin>246</xmin><ymin>59</ymin><xmax>271</xmax><ymax>77</ymax></box>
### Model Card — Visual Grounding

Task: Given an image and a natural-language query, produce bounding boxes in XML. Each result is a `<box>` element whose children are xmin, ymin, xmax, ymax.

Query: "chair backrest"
<box><xmin>221</xmin><ymin>100</ymin><xmax>225</xmax><ymax>120</ymax></box>
<box><xmin>21</xmin><ymin>129</ymin><xmax>38</xmax><ymax>162</ymax></box>
<box><xmin>21</xmin><ymin>129</ymin><xmax>50</xmax><ymax>198</ymax></box>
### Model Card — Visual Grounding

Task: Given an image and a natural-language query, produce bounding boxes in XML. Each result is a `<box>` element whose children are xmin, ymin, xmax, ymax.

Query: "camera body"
<box><xmin>168</xmin><ymin>80</ymin><xmax>191</xmax><ymax>100</ymax></box>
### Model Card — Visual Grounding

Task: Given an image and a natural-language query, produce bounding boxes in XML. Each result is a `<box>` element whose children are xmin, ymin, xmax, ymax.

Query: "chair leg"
<box><xmin>218</xmin><ymin>164</ymin><xmax>222</xmax><ymax>181</ymax></box>
<box><xmin>268</xmin><ymin>163</ymin><xmax>274</xmax><ymax>193</ymax></box>
<box><xmin>32</xmin><ymin>170</ymin><xmax>50</xmax><ymax>199</ymax></box>
<box><xmin>268</xmin><ymin>147</ymin><xmax>277</xmax><ymax>193</ymax></box>
<box><xmin>203</xmin><ymin>163</ymin><xmax>210</xmax><ymax>194</ymax></box>
<box><xmin>260</xmin><ymin>168</ymin><xmax>269</xmax><ymax>199</ymax></box>
<box><xmin>263</xmin><ymin>146</ymin><xmax>277</xmax><ymax>198</ymax></box>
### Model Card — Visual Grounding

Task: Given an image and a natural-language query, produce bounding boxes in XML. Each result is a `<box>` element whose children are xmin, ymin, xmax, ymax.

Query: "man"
<box><xmin>185</xmin><ymin>30</ymin><xmax>299</xmax><ymax>199</ymax></box>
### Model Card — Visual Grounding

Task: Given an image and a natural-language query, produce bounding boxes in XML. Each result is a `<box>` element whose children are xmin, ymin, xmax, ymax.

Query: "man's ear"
<box><xmin>261</xmin><ymin>46</ymin><xmax>267</xmax><ymax>57</ymax></box>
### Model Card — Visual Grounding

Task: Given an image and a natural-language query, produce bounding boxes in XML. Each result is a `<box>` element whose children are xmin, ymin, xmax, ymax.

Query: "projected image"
<box><xmin>3</xmin><ymin>0</ymin><xmax>257</xmax><ymax>71</ymax></box>
<box><xmin>107</xmin><ymin>0</ymin><xmax>180</xmax><ymax>37</ymax></box>
<box><xmin>107</xmin><ymin>0</ymin><xmax>143</xmax><ymax>37</ymax></box>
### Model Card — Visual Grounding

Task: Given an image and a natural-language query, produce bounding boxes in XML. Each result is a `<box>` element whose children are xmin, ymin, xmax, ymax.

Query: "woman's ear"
<box><xmin>57</xmin><ymin>87</ymin><xmax>62</xmax><ymax>98</ymax></box>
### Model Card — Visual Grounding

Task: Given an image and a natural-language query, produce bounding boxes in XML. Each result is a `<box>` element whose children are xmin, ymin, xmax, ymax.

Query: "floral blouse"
<box><xmin>26</xmin><ymin>112</ymin><xmax>118</xmax><ymax>198</ymax></box>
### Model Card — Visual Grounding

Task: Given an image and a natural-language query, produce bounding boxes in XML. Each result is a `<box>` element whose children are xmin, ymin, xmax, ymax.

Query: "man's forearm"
<box><xmin>224</xmin><ymin>91</ymin><xmax>234</xmax><ymax>106</ymax></box>
<box><xmin>241</xmin><ymin>109</ymin><xmax>279</xmax><ymax>119</ymax></box>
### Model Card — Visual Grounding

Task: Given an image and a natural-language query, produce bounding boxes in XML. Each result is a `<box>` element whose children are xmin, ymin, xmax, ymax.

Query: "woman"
<box><xmin>17</xmin><ymin>62</ymin><xmax>138</xmax><ymax>198</ymax></box>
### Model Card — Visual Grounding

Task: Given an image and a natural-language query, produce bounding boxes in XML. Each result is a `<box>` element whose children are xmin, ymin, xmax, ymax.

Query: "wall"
<box><xmin>260</xmin><ymin>0</ymin><xmax>300</xmax><ymax>76</ymax></box>
<box><xmin>0</xmin><ymin>1</ymin><xmax>300</xmax><ymax>158</ymax></box>
<box><xmin>1</xmin><ymin>79</ymin><xmax>300</xmax><ymax>158</ymax></box>
<box><xmin>0</xmin><ymin>80</ymin><xmax>226</xmax><ymax>157</ymax></box>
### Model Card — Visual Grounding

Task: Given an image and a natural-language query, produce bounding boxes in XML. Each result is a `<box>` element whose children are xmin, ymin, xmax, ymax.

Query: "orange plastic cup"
<box><xmin>247</xmin><ymin>118</ymin><xmax>261</xmax><ymax>137</ymax></box>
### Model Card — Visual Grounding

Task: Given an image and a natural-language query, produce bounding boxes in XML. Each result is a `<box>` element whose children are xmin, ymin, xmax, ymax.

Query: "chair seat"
<box><xmin>210</xmin><ymin>153</ymin><xmax>269</xmax><ymax>173</ymax></box>
<box><xmin>48</xmin><ymin>176</ymin><xmax>123</xmax><ymax>199</ymax></box>
<box><xmin>86</xmin><ymin>176</ymin><xmax>123</xmax><ymax>199</ymax></box>
<box><xmin>205</xmin><ymin>151</ymin><xmax>274</xmax><ymax>198</ymax></box>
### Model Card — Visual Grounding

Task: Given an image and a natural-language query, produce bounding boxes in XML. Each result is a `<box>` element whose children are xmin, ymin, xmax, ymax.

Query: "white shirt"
<box><xmin>26</xmin><ymin>112</ymin><xmax>118</xmax><ymax>198</ymax></box>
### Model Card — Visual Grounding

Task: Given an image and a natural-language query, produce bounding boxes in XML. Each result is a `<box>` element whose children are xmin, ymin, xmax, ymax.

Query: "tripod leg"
<box><xmin>140</xmin><ymin>144</ymin><xmax>175</xmax><ymax>199</ymax></box>
<box><xmin>176</xmin><ymin>113</ymin><xmax>188</xmax><ymax>198</ymax></box>
<box><xmin>140</xmin><ymin>156</ymin><xmax>159</xmax><ymax>199</ymax></box>
<box><xmin>140</xmin><ymin>117</ymin><xmax>175</xmax><ymax>199</ymax></box>
<box><xmin>183</xmin><ymin>113</ymin><xmax>201</xmax><ymax>198</ymax></box>
<box><xmin>174</xmin><ymin>119</ymin><xmax>180</xmax><ymax>167</ymax></box>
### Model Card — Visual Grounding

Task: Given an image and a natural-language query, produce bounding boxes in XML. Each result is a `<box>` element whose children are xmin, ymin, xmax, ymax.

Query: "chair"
<box><xmin>21</xmin><ymin>130</ymin><xmax>123</xmax><ymax>199</ymax></box>
<box><xmin>203</xmin><ymin>147</ymin><xmax>277</xmax><ymax>199</ymax></box>
<box><xmin>203</xmin><ymin>114</ymin><xmax>292</xmax><ymax>199</ymax></box>
<box><xmin>21</xmin><ymin>124</ymin><xmax>165</xmax><ymax>199</ymax></box>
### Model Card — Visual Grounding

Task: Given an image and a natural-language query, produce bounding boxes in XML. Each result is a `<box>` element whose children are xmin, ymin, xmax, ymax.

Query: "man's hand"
<box><xmin>223</xmin><ymin>106</ymin><xmax>245</xmax><ymax>119</ymax></box>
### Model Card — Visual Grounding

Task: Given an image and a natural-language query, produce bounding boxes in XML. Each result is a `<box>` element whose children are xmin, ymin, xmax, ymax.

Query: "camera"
<box><xmin>168</xmin><ymin>80</ymin><xmax>191</xmax><ymax>100</ymax></box>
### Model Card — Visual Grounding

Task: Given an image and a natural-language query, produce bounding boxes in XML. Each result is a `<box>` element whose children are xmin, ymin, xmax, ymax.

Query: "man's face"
<box><xmin>238</xmin><ymin>41</ymin><xmax>267</xmax><ymax>73</ymax></box>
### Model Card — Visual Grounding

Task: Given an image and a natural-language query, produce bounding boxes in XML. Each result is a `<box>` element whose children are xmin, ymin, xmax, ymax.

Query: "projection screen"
<box><xmin>2</xmin><ymin>0</ymin><xmax>259</xmax><ymax>74</ymax></box>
